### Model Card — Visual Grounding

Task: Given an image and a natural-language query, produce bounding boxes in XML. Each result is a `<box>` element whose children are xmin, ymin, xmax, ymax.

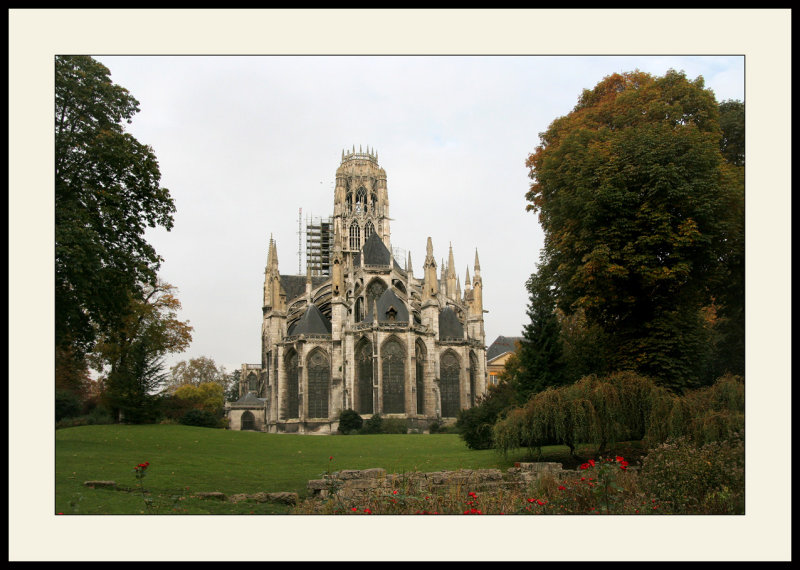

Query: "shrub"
<box><xmin>179</xmin><ymin>409</ymin><xmax>220</xmax><ymax>428</ymax></box>
<box><xmin>659</xmin><ymin>374</ymin><xmax>745</xmax><ymax>446</ymax></box>
<box><xmin>361</xmin><ymin>414</ymin><xmax>383</xmax><ymax>434</ymax></box>
<box><xmin>88</xmin><ymin>406</ymin><xmax>113</xmax><ymax>425</ymax></box>
<box><xmin>381</xmin><ymin>417</ymin><xmax>408</xmax><ymax>434</ymax></box>
<box><xmin>457</xmin><ymin>380</ymin><xmax>516</xmax><ymax>450</ymax></box>
<box><xmin>639</xmin><ymin>434</ymin><xmax>744</xmax><ymax>514</ymax></box>
<box><xmin>55</xmin><ymin>389</ymin><xmax>83</xmax><ymax>422</ymax></box>
<box><xmin>337</xmin><ymin>409</ymin><xmax>364</xmax><ymax>434</ymax></box>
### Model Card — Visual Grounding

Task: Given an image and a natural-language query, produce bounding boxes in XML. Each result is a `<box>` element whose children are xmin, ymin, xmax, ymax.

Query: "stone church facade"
<box><xmin>226</xmin><ymin>148</ymin><xmax>487</xmax><ymax>434</ymax></box>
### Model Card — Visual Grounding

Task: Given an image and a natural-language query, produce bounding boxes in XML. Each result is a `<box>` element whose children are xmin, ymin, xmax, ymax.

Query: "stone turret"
<box><xmin>422</xmin><ymin>237</ymin><xmax>438</xmax><ymax>302</ymax></box>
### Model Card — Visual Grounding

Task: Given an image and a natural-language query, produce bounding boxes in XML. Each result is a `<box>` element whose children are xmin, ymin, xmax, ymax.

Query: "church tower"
<box><xmin>230</xmin><ymin>147</ymin><xmax>489</xmax><ymax>435</ymax></box>
<box><xmin>332</xmin><ymin>146</ymin><xmax>390</xmax><ymax>264</ymax></box>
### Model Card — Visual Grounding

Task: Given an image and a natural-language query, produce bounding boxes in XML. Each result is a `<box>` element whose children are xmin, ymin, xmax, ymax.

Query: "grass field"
<box><xmin>56</xmin><ymin>424</ymin><xmax>541</xmax><ymax>514</ymax></box>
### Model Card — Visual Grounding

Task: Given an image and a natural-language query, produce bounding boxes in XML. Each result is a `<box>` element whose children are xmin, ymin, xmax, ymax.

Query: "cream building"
<box><xmin>226</xmin><ymin>147</ymin><xmax>488</xmax><ymax>433</ymax></box>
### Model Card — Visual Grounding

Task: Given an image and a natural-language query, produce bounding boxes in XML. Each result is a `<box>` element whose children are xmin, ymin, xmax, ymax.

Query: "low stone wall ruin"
<box><xmin>307</xmin><ymin>462</ymin><xmax>575</xmax><ymax>500</ymax></box>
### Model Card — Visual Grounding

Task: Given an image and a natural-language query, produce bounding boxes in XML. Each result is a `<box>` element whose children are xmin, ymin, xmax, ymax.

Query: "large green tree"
<box><xmin>55</xmin><ymin>56</ymin><xmax>176</xmax><ymax>374</ymax></box>
<box><xmin>525</xmin><ymin>70</ymin><xmax>742</xmax><ymax>391</ymax></box>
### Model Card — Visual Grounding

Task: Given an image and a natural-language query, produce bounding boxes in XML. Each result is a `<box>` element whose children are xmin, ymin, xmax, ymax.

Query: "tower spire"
<box><xmin>446</xmin><ymin>243</ymin><xmax>457</xmax><ymax>298</ymax></box>
<box><xmin>422</xmin><ymin>237</ymin><xmax>438</xmax><ymax>301</ymax></box>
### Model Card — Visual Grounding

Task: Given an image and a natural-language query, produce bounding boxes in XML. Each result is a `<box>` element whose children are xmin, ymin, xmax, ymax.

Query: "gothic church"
<box><xmin>226</xmin><ymin>148</ymin><xmax>488</xmax><ymax>433</ymax></box>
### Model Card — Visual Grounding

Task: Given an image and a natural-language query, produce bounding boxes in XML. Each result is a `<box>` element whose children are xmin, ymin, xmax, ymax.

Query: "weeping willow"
<box><xmin>492</xmin><ymin>372</ymin><xmax>744</xmax><ymax>456</ymax></box>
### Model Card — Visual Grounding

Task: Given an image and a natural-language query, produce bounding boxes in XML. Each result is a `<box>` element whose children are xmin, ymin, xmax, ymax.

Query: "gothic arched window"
<box><xmin>349</xmin><ymin>221</ymin><xmax>360</xmax><ymax>250</ymax></box>
<box><xmin>356</xmin><ymin>340</ymin><xmax>373</xmax><ymax>415</ymax></box>
<box><xmin>440</xmin><ymin>350</ymin><xmax>461</xmax><ymax>417</ymax></box>
<box><xmin>346</xmin><ymin>191</ymin><xmax>353</xmax><ymax>213</ymax></box>
<box><xmin>364</xmin><ymin>220</ymin><xmax>375</xmax><ymax>241</ymax></box>
<box><xmin>247</xmin><ymin>371</ymin><xmax>258</xmax><ymax>392</ymax></box>
<box><xmin>415</xmin><ymin>340</ymin><xmax>426</xmax><ymax>415</ymax></box>
<box><xmin>285</xmin><ymin>350</ymin><xmax>299</xmax><ymax>419</ymax></box>
<box><xmin>371</xmin><ymin>191</ymin><xmax>378</xmax><ymax>211</ymax></box>
<box><xmin>381</xmin><ymin>338</ymin><xmax>405</xmax><ymax>414</ymax></box>
<box><xmin>307</xmin><ymin>349</ymin><xmax>330</xmax><ymax>419</ymax></box>
<box><xmin>356</xmin><ymin>186</ymin><xmax>367</xmax><ymax>213</ymax></box>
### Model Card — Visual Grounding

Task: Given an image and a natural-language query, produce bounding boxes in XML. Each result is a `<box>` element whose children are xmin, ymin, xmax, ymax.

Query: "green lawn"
<box><xmin>56</xmin><ymin>424</ymin><xmax>536</xmax><ymax>514</ymax></box>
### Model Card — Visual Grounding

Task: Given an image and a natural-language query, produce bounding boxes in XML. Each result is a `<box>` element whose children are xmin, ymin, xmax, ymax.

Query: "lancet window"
<box><xmin>440</xmin><ymin>350</ymin><xmax>461</xmax><ymax>417</ymax></box>
<box><xmin>381</xmin><ymin>338</ymin><xmax>405</xmax><ymax>414</ymax></box>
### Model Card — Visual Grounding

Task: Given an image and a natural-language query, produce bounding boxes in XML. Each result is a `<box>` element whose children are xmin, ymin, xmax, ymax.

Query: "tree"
<box><xmin>525</xmin><ymin>70</ymin><xmax>742</xmax><ymax>391</ymax></box>
<box><xmin>225</xmin><ymin>368</ymin><xmax>242</xmax><ymax>402</ymax></box>
<box><xmin>165</xmin><ymin>356</ymin><xmax>229</xmax><ymax>392</ymax></box>
<box><xmin>90</xmin><ymin>280</ymin><xmax>192</xmax><ymax>422</ymax></box>
<box><xmin>709</xmin><ymin>100</ymin><xmax>745</xmax><ymax>379</ymax></box>
<box><xmin>55</xmin><ymin>56</ymin><xmax>175</xmax><ymax>379</ymax></box>
<box><xmin>173</xmin><ymin>382</ymin><xmax>225</xmax><ymax>416</ymax></box>
<box><xmin>513</xmin><ymin>270</ymin><xmax>569</xmax><ymax>400</ymax></box>
<box><xmin>718</xmin><ymin>99</ymin><xmax>745</xmax><ymax>167</ymax></box>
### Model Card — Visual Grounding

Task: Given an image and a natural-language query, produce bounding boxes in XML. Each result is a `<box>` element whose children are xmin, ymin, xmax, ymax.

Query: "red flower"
<box><xmin>580</xmin><ymin>463</ymin><xmax>589</xmax><ymax>470</ymax></box>
<box><xmin>351</xmin><ymin>507</ymin><xmax>358</xmax><ymax>511</ymax></box>
<box><xmin>558</xmin><ymin>485</ymin><xmax>566</xmax><ymax>491</ymax></box>
<box><xmin>392</xmin><ymin>490</ymin><xmax>398</xmax><ymax>495</ymax></box>
<box><xmin>581</xmin><ymin>477</ymin><xmax>586</xmax><ymax>481</ymax></box>
<box><xmin>527</xmin><ymin>498</ymin><xmax>536</xmax><ymax>503</ymax></box>
<box><xmin>537</xmin><ymin>500</ymin><xmax>545</xmax><ymax>506</ymax></box>
<box><xmin>616</xmin><ymin>456</ymin><xmax>625</xmax><ymax>463</ymax></box>
<box><xmin>468</xmin><ymin>491</ymin><xmax>477</xmax><ymax>498</ymax></box>
<box><xmin>588</xmin><ymin>459</ymin><xmax>595</xmax><ymax>467</ymax></box>
<box><xmin>329</xmin><ymin>456</ymin><xmax>334</xmax><ymax>461</ymax></box>
<box><xmin>363</xmin><ymin>508</ymin><xmax>372</xmax><ymax>514</ymax></box>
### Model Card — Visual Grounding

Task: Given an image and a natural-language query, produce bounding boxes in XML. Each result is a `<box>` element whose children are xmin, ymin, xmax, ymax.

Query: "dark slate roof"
<box><xmin>362</xmin><ymin>233</ymin><xmax>391</xmax><ymax>266</ymax></box>
<box><xmin>291</xmin><ymin>303</ymin><xmax>332</xmax><ymax>335</ymax></box>
<box><xmin>233</xmin><ymin>392</ymin><xmax>266</xmax><ymax>406</ymax></box>
<box><xmin>439</xmin><ymin>307</ymin><xmax>464</xmax><ymax>340</ymax></box>
<box><xmin>365</xmin><ymin>288</ymin><xmax>409</xmax><ymax>323</ymax></box>
<box><xmin>487</xmin><ymin>336</ymin><xmax>524</xmax><ymax>361</ymax></box>
<box><xmin>280</xmin><ymin>275</ymin><xmax>330</xmax><ymax>303</ymax></box>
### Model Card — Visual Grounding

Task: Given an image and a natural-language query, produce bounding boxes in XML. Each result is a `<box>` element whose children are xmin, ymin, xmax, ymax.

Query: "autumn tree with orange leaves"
<box><xmin>524</xmin><ymin>70</ymin><xmax>744</xmax><ymax>392</ymax></box>
<box><xmin>90</xmin><ymin>280</ymin><xmax>193</xmax><ymax>423</ymax></box>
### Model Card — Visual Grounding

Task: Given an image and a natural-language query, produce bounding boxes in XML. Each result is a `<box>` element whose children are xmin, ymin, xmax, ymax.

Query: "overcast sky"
<box><xmin>89</xmin><ymin>55</ymin><xmax>745</xmax><ymax>375</ymax></box>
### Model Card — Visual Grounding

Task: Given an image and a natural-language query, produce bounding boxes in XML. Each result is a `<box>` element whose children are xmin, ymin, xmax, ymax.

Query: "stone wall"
<box><xmin>307</xmin><ymin>462</ymin><xmax>575</xmax><ymax>500</ymax></box>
